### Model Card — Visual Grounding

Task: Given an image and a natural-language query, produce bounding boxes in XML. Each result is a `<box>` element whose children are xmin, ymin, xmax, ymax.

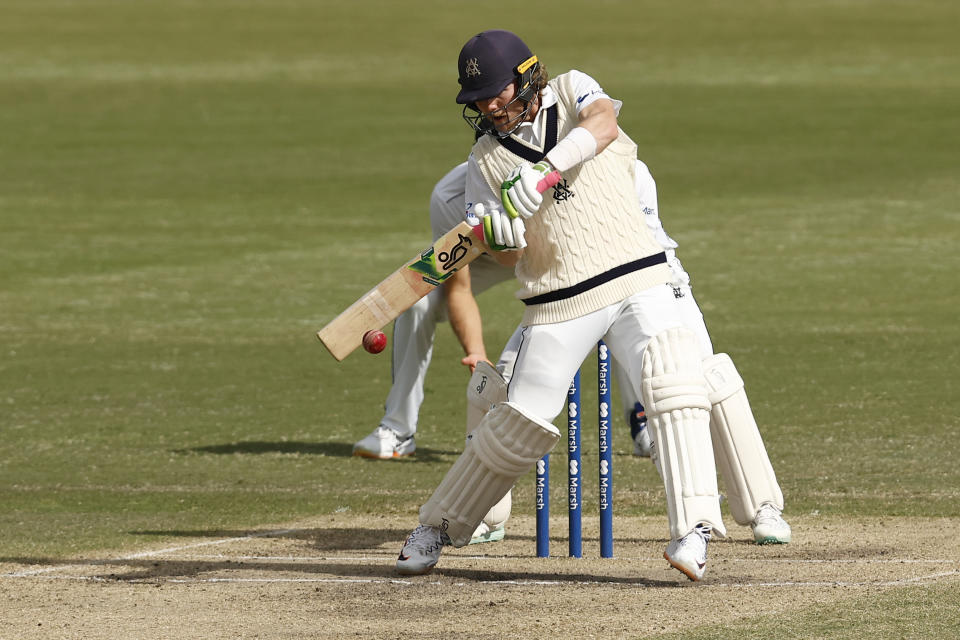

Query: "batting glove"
<box><xmin>500</xmin><ymin>161</ymin><xmax>554</xmax><ymax>220</ymax></box>
<box><xmin>477</xmin><ymin>203</ymin><xmax>526</xmax><ymax>251</ymax></box>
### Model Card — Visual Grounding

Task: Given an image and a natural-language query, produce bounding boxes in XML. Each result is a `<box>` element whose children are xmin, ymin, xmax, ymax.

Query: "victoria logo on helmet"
<box><xmin>465</xmin><ymin>57</ymin><xmax>481</xmax><ymax>78</ymax></box>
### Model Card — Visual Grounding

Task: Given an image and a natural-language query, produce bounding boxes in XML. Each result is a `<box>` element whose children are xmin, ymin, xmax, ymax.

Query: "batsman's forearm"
<box><xmin>445</xmin><ymin>278</ymin><xmax>488</xmax><ymax>363</ymax></box>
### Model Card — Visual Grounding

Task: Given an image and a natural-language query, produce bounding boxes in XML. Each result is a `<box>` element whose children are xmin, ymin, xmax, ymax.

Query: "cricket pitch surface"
<box><xmin>3</xmin><ymin>515</ymin><xmax>958</xmax><ymax>638</ymax></box>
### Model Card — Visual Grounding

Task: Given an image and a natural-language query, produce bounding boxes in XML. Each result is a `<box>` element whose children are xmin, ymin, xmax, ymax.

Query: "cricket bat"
<box><xmin>317</xmin><ymin>170</ymin><xmax>561</xmax><ymax>361</ymax></box>
<box><xmin>317</xmin><ymin>221</ymin><xmax>486</xmax><ymax>360</ymax></box>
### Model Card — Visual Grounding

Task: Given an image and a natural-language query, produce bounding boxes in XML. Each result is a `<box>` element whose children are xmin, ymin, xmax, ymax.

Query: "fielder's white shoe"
<box><xmin>352</xmin><ymin>426</ymin><xmax>415</xmax><ymax>459</ymax></box>
<box><xmin>633</xmin><ymin>427</ymin><xmax>652</xmax><ymax>457</ymax></box>
<box><xmin>629</xmin><ymin>403</ymin><xmax>652</xmax><ymax>457</ymax></box>
<box><xmin>396</xmin><ymin>525</ymin><xmax>450</xmax><ymax>575</ymax></box>
<box><xmin>751</xmin><ymin>502</ymin><xmax>791</xmax><ymax>545</ymax></box>
<box><xmin>468</xmin><ymin>522</ymin><xmax>505</xmax><ymax>545</ymax></box>
<box><xmin>664</xmin><ymin>523</ymin><xmax>712</xmax><ymax>582</ymax></box>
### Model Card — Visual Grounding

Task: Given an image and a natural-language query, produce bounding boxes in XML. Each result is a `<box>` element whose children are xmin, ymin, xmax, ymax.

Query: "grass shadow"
<box><xmin>172</xmin><ymin>441</ymin><xmax>459</xmax><ymax>461</ymax></box>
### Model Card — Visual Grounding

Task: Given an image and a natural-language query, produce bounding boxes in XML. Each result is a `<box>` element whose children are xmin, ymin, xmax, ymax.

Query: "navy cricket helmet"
<box><xmin>456</xmin><ymin>30</ymin><xmax>543</xmax><ymax>137</ymax></box>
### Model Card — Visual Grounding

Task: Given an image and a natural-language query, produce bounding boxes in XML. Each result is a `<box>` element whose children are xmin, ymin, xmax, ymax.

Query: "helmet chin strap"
<box><xmin>464</xmin><ymin>90</ymin><xmax>540</xmax><ymax>139</ymax></box>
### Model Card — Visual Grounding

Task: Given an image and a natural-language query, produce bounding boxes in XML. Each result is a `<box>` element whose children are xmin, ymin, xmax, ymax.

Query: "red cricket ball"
<box><xmin>362</xmin><ymin>329</ymin><xmax>387</xmax><ymax>354</ymax></box>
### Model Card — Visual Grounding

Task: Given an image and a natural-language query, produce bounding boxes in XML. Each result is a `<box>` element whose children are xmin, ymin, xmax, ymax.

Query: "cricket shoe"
<box><xmin>630</xmin><ymin>403</ymin><xmax>652</xmax><ymax>457</ymax></box>
<box><xmin>468</xmin><ymin>522</ymin><xmax>505</xmax><ymax>545</ymax></box>
<box><xmin>664</xmin><ymin>522</ymin><xmax>712</xmax><ymax>582</ymax></box>
<box><xmin>396</xmin><ymin>524</ymin><xmax>450</xmax><ymax>575</ymax></box>
<box><xmin>751</xmin><ymin>502</ymin><xmax>791</xmax><ymax>545</ymax></box>
<box><xmin>352</xmin><ymin>426</ymin><xmax>415</xmax><ymax>459</ymax></box>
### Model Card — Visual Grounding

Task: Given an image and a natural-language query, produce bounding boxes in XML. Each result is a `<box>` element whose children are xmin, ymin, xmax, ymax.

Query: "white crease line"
<box><xmin>5</xmin><ymin>545</ymin><xmax>958</xmax><ymax>585</ymax></box>
<box><xmin>5</xmin><ymin>551</ymin><xmax>957</xmax><ymax>577</ymax></box>
<box><xmin>121</xmin><ymin>529</ymin><xmax>297</xmax><ymax>559</ymax></box>
<box><xmin>7</xmin><ymin>573</ymin><xmax>958</xmax><ymax>589</ymax></box>
<box><xmin>731</xmin><ymin>558</ymin><xmax>958</xmax><ymax>565</ymax></box>
<box><xmin>153</xmin><ymin>554</ymin><xmax>960</xmax><ymax>565</ymax></box>
<box><xmin>169</xmin><ymin>568</ymin><xmax>960</xmax><ymax>588</ymax></box>
<box><xmin>166</xmin><ymin>577</ymin><xmax>421</xmax><ymax>585</ymax></box>
<box><xmin>2</xmin><ymin>528</ymin><xmax>296</xmax><ymax>577</ymax></box>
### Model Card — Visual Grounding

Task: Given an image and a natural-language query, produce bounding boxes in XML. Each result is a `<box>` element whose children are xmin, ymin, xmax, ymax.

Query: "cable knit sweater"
<box><xmin>472</xmin><ymin>72</ymin><xmax>671</xmax><ymax>325</ymax></box>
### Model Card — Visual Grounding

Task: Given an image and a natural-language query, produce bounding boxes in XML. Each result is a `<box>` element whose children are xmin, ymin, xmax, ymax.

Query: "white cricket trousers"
<box><xmin>502</xmin><ymin>285</ymin><xmax>695</xmax><ymax>423</ymax></box>
<box><xmin>498</xmin><ymin>283</ymin><xmax>713</xmax><ymax>419</ymax></box>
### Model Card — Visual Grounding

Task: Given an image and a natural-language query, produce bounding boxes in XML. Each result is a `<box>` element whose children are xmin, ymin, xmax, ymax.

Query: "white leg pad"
<box><xmin>703</xmin><ymin>353</ymin><xmax>784</xmax><ymax>525</ymax></box>
<box><xmin>421</xmin><ymin>401</ymin><xmax>560</xmax><ymax>547</ymax></box>
<box><xmin>642</xmin><ymin>328</ymin><xmax>726</xmax><ymax>539</ymax></box>
<box><xmin>464</xmin><ymin>362</ymin><xmax>512</xmax><ymax>530</ymax></box>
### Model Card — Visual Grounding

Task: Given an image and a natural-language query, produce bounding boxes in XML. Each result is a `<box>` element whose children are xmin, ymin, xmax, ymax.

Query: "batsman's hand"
<box><xmin>460</xmin><ymin>353</ymin><xmax>491</xmax><ymax>373</ymax></box>
<box><xmin>477</xmin><ymin>202</ymin><xmax>526</xmax><ymax>251</ymax></box>
<box><xmin>500</xmin><ymin>161</ymin><xmax>554</xmax><ymax>219</ymax></box>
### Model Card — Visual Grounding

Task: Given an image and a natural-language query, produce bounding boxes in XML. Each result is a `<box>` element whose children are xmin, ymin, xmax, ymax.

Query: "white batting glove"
<box><xmin>477</xmin><ymin>203</ymin><xmax>526</xmax><ymax>251</ymax></box>
<box><xmin>500</xmin><ymin>161</ymin><xmax>554</xmax><ymax>219</ymax></box>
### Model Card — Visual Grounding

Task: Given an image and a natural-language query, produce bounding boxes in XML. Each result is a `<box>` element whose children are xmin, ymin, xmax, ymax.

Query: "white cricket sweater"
<box><xmin>472</xmin><ymin>72</ymin><xmax>671</xmax><ymax>325</ymax></box>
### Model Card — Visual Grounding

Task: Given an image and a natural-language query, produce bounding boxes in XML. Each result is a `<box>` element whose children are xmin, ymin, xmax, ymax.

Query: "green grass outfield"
<box><xmin>1</xmin><ymin>0</ymin><xmax>958</xmax><ymax>635</ymax></box>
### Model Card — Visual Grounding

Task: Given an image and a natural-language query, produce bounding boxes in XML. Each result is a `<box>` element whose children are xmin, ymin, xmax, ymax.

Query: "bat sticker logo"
<box><xmin>438</xmin><ymin>233</ymin><xmax>473</xmax><ymax>271</ymax></box>
<box><xmin>408</xmin><ymin>233</ymin><xmax>473</xmax><ymax>285</ymax></box>
<box><xmin>407</xmin><ymin>233</ymin><xmax>475</xmax><ymax>285</ymax></box>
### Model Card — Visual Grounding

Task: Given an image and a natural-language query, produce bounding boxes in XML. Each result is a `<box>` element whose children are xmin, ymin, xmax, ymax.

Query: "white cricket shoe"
<box><xmin>352</xmin><ymin>426</ymin><xmax>415</xmax><ymax>459</ymax></box>
<box><xmin>664</xmin><ymin>523</ymin><xmax>712</xmax><ymax>582</ymax></box>
<box><xmin>468</xmin><ymin>522</ymin><xmax>505</xmax><ymax>545</ymax></box>
<box><xmin>751</xmin><ymin>502</ymin><xmax>792</xmax><ymax>545</ymax></box>
<box><xmin>629</xmin><ymin>404</ymin><xmax>652</xmax><ymax>457</ymax></box>
<box><xmin>396</xmin><ymin>525</ymin><xmax>450</xmax><ymax>575</ymax></box>
<box><xmin>633</xmin><ymin>427</ymin><xmax>652</xmax><ymax>457</ymax></box>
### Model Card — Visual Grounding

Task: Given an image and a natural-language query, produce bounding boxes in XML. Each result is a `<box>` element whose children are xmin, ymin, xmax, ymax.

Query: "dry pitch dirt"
<box><xmin>3</xmin><ymin>514</ymin><xmax>959</xmax><ymax>639</ymax></box>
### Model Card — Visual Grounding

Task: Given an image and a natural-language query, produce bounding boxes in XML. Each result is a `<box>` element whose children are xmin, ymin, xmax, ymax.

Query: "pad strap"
<box><xmin>465</xmin><ymin>361</ymin><xmax>508</xmax><ymax>437</ymax></box>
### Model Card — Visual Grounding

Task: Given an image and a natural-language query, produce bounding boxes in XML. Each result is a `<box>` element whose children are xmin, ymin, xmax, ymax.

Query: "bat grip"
<box><xmin>536</xmin><ymin>170</ymin><xmax>562</xmax><ymax>193</ymax></box>
<box><xmin>469</xmin><ymin>169</ymin><xmax>561</xmax><ymax>239</ymax></box>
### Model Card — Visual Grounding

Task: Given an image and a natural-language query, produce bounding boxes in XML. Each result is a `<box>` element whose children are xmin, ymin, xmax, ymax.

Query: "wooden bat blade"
<box><xmin>317</xmin><ymin>221</ymin><xmax>484</xmax><ymax>361</ymax></box>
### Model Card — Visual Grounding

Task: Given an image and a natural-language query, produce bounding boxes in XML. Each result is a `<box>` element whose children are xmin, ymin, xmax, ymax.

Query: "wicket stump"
<box><xmin>536</xmin><ymin>340</ymin><xmax>614</xmax><ymax>558</ymax></box>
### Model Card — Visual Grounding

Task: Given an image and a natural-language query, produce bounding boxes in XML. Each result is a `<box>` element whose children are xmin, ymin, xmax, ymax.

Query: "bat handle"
<box><xmin>536</xmin><ymin>170</ymin><xmax>562</xmax><ymax>193</ymax></box>
<box><xmin>469</xmin><ymin>169</ymin><xmax>561</xmax><ymax>240</ymax></box>
<box><xmin>471</xmin><ymin>222</ymin><xmax>485</xmax><ymax>240</ymax></box>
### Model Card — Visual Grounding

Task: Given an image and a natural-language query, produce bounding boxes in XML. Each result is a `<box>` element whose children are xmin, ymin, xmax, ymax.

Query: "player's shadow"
<box><xmin>173</xmin><ymin>441</ymin><xmax>352</xmax><ymax>457</ymax></box>
<box><xmin>0</xmin><ymin>553</ymin><xmax>681</xmax><ymax>587</ymax></box>
<box><xmin>172</xmin><ymin>441</ymin><xmax>458</xmax><ymax>461</ymax></box>
<box><xmin>2</xmin><ymin>526</ymin><xmax>693</xmax><ymax>586</ymax></box>
<box><xmin>128</xmin><ymin>526</ymin><xmax>410</xmax><ymax>552</ymax></box>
